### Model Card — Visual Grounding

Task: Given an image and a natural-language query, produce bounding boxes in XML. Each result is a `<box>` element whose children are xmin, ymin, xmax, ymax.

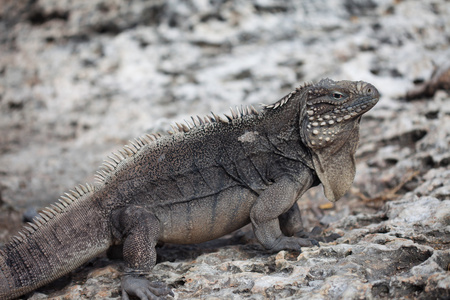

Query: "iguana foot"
<box><xmin>122</xmin><ymin>276</ymin><xmax>174</xmax><ymax>300</ymax></box>
<box><xmin>269</xmin><ymin>236</ymin><xmax>319</xmax><ymax>253</ymax></box>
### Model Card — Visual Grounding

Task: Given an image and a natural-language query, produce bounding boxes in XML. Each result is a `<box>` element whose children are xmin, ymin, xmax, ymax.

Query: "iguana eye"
<box><xmin>332</xmin><ymin>92</ymin><xmax>344</xmax><ymax>99</ymax></box>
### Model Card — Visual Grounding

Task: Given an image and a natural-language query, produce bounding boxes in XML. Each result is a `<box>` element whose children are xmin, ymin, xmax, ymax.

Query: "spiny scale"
<box><xmin>6</xmin><ymin>183</ymin><xmax>95</xmax><ymax>251</ymax></box>
<box><xmin>261</xmin><ymin>81</ymin><xmax>312</xmax><ymax>109</ymax></box>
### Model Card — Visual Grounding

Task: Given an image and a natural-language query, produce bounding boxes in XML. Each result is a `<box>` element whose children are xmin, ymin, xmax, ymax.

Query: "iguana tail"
<box><xmin>0</xmin><ymin>184</ymin><xmax>112</xmax><ymax>300</ymax></box>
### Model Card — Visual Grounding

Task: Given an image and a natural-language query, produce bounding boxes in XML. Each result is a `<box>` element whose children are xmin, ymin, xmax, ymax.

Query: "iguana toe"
<box><xmin>310</xmin><ymin>239</ymin><xmax>320</xmax><ymax>247</ymax></box>
<box><xmin>295</xmin><ymin>227</ymin><xmax>341</xmax><ymax>243</ymax></box>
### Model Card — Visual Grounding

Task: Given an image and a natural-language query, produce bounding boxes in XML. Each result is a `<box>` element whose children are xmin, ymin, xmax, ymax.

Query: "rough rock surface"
<box><xmin>0</xmin><ymin>0</ymin><xmax>449</xmax><ymax>299</ymax></box>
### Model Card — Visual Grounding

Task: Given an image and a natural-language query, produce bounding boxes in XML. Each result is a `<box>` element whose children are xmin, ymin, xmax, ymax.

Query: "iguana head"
<box><xmin>300</xmin><ymin>78</ymin><xmax>380</xmax><ymax>201</ymax></box>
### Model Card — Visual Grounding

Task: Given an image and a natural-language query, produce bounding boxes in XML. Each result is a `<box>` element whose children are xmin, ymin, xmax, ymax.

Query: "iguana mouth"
<box><xmin>306</xmin><ymin>102</ymin><xmax>336</xmax><ymax>116</ymax></box>
<box><xmin>305</xmin><ymin>96</ymin><xmax>377</xmax><ymax>125</ymax></box>
<box><xmin>331</xmin><ymin>94</ymin><xmax>379</xmax><ymax>120</ymax></box>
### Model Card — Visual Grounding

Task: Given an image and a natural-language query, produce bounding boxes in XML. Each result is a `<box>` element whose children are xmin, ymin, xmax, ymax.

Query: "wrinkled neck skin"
<box><xmin>260</xmin><ymin>91</ymin><xmax>315</xmax><ymax>170</ymax></box>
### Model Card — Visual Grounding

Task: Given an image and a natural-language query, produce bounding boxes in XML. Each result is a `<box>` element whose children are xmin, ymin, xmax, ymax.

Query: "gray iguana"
<box><xmin>0</xmin><ymin>78</ymin><xmax>379</xmax><ymax>299</ymax></box>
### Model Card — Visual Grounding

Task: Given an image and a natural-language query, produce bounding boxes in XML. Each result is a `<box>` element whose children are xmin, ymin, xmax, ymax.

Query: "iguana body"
<box><xmin>0</xmin><ymin>79</ymin><xmax>379</xmax><ymax>299</ymax></box>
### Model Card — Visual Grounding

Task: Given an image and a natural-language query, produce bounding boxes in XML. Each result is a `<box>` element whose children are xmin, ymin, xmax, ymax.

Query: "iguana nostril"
<box><xmin>366</xmin><ymin>84</ymin><xmax>380</xmax><ymax>98</ymax></box>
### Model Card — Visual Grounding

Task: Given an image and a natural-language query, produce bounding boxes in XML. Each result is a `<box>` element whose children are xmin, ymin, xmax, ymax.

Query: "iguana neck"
<box><xmin>259</xmin><ymin>89</ymin><xmax>313</xmax><ymax>168</ymax></box>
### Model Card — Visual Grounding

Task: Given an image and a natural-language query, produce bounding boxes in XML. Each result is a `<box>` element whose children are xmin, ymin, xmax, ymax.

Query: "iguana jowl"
<box><xmin>0</xmin><ymin>79</ymin><xmax>379</xmax><ymax>299</ymax></box>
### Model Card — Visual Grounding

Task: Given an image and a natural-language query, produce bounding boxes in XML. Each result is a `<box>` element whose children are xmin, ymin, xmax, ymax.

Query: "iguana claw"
<box><xmin>122</xmin><ymin>276</ymin><xmax>174</xmax><ymax>300</ymax></box>
<box><xmin>268</xmin><ymin>236</ymin><xmax>320</xmax><ymax>253</ymax></box>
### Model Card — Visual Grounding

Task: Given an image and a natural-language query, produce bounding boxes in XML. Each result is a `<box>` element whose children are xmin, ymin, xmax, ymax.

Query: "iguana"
<box><xmin>0</xmin><ymin>78</ymin><xmax>379</xmax><ymax>299</ymax></box>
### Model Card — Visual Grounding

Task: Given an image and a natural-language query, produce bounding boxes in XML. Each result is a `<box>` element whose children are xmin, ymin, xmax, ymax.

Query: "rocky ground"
<box><xmin>0</xmin><ymin>0</ymin><xmax>449</xmax><ymax>299</ymax></box>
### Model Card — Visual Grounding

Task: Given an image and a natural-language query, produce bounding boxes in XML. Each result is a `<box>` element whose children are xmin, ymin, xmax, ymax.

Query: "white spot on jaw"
<box><xmin>238</xmin><ymin>131</ymin><xmax>259</xmax><ymax>143</ymax></box>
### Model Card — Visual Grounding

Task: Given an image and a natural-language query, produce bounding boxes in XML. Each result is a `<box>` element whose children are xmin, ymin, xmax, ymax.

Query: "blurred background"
<box><xmin>0</xmin><ymin>0</ymin><xmax>449</xmax><ymax>298</ymax></box>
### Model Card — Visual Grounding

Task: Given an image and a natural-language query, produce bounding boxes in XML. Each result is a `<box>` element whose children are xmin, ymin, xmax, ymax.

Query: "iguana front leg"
<box><xmin>112</xmin><ymin>206</ymin><xmax>173</xmax><ymax>300</ymax></box>
<box><xmin>250</xmin><ymin>173</ymin><xmax>318</xmax><ymax>252</ymax></box>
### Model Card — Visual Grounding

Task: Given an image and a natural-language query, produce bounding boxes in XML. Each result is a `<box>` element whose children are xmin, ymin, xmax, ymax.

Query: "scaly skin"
<box><xmin>0</xmin><ymin>79</ymin><xmax>379</xmax><ymax>299</ymax></box>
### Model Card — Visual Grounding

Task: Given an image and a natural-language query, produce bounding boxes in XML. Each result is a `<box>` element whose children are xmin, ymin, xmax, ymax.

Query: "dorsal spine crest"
<box><xmin>261</xmin><ymin>81</ymin><xmax>313</xmax><ymax>110</ymax></box>
<box><xmin>5</xmin><ymin>183</ymin><xmax>95</xmax><ymax>251</ymax></box>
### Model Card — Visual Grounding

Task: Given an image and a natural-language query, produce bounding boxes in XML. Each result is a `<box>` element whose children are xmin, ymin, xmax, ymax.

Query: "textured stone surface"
<box><xmin>0</xmin><ymin>0</ymin><xmax>449</xmax><ymax>299</ymax></box>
